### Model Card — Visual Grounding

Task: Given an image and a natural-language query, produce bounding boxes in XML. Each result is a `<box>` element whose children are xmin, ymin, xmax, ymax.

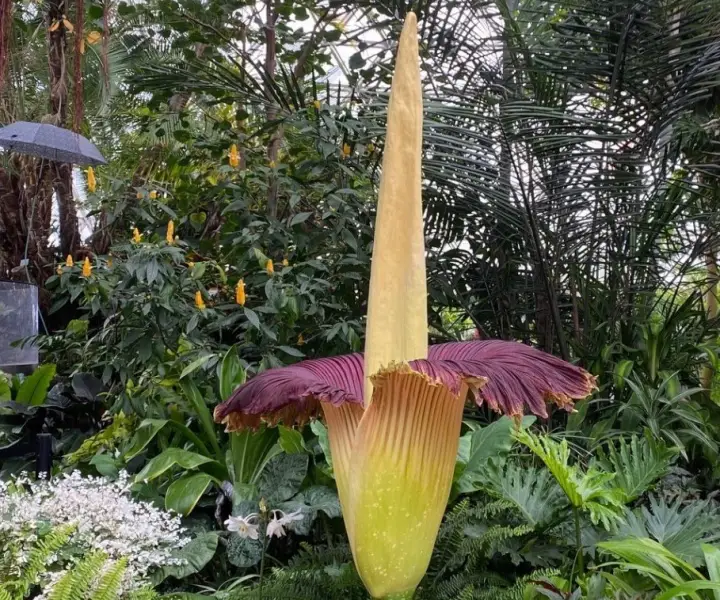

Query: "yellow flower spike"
<box><xmin>342</xmin><ymin>143</ymin><xmax>352</xmax><ymax>157</ymax></box>
<box><xmin>236</xmin><ymin>279</ymin><xmax>246</xmax><ymax>306</ymax></box>
<box><xmin>187</xmin><ymin>261</ymin><xmax>195</xmax><ymax>269</ymax></box>
<box><xmin>56</xmin><ymin>265</ymin><xmax>63</xmax><ymax>276</ymax></box>
<box><xmin>65</xmin><ymin>255</ymin><xmax>74</xmax><ymax>267</ymax></box>
<box><xmin>82</xmin><ymin>257</ymin><xmax>92</xmax><ymax>277</ymax></box>
<box><xmin>132</xmin><ymin>227</ymin><xmax>142</xmax><ymax>243</ymax></box>
<box><xmin>166</xmin><ymin>220</ymin><xmax>175</xmax><ymax>244</ymax></box>
<box><xmin>86</xmin><ymin>167</ymin><xmax>96</xmax><ymax>193</ymax></box>
<box><xmin>363</xmin><ymin>12</ymin><xmax>426</xmax><ymax>406</ymax></box>
<box><xmin>313</xmin><ymin>100</ymin><xmax>322</xmax><ymax>110</ymax></box>
<box><xmin>149</xmin><ymin>190</ymin><xmax>158</xmax><ymax>199</ymax></box>
<box><xmin>229</xmin><ymin>144</ymin><xmax>240</xmax><ymax>168</ymax></box>
<box><xmin>266</xmin><ymin>259</ymin><xmax>274</xmax><ymax>275</ymax></box>
<box><xmin>282</xmin><ymin>257</ymin><xmax>289</xmax><ymax>267</ymax></box>
<box><xmin>86</xmin><ymin>30</ymin><xmax>102</xmax><ymax>45</ymax></box>
<box><xmin>195</xmin><ymin>291</ymin><xmax>206</xmax><ymax>310</ymax></box>
<box><xmin>297</xmin><ymin>333</ymin><xmax>304</xmax><ymax>346</ymax></box>
<box><xmin>268</xmin><ymin>160</ymin><xmax>276</xmax><ymax>169</ymax></box>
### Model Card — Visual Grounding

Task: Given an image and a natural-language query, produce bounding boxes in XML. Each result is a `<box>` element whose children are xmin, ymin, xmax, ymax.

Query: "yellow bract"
<box><xmin>82</xmin><ymin>257</ymin><xmax>92</xmax><ymax>277</ymax></box>
<box><xmin>149</xmin><ymin>190</ymin><xmax>158</xmax><ymax>199</ymax></box>
<box><xmin>86</xmin><ymin>167</ymin><xmax>96</xmax><ymax>193</ymax></box>
<box><xmin>266</xmin><ymin>259</ymin><xmax>274</xmax><ymax>275</ymax></box>
<box><xmin>166</xmin><ymin>220</ymin><xmax>175</xmax><ymax>244</ymax></box>
<box><xmin>236</xmin><ymin>279</ymin><xmax>246</xmax><ymax>306</ymax></box>
<box><xmin>229</xmin><ymin>144</ymin><xmax>240</xmax><ymax>168</ymax></box>
<box><xmin>132</xmin><ymin>227</ymin><xmax>142</xmax><ymax>243</ymax></box>
<box><xmin>195</xmin><ymin>291</ymin><xmax>206</xmax><ymax>310</ymax></box>
<box><xmin>65</xmin><ymin>255</ymin><xmax>74</xmax><ymax>267</ymax></box>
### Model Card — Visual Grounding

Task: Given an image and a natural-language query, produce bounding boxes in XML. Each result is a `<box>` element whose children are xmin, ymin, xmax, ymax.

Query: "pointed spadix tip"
<box><xmin>400</xmin><ymin>12</ymin><xmax>418</xmax><ymax>41</ymax></box>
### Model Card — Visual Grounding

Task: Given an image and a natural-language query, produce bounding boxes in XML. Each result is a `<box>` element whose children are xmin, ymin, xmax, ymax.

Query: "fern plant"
<box><xmin>0</xmin><ymin>525</ymin><xmax>158</xmax><ymax>600</ymax></box>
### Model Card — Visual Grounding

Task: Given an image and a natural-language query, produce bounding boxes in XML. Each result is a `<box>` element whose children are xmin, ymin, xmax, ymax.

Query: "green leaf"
<box><xmin>190</xmin><ymin>262</ymin><xmax>206</xmax><ymax>279</ymax></box>
<box><xmin>276</xmin><ymin>345</ymin><xmax>305</xmax><ymax>358</ymax></box>
<box><xmin>310</xmin><ymin>420</ymin><xmax>333</xmax><ymax>470</ymax></box>
<box><xmin>703</xmin><ymin>545</ymin><xmax>720</xmax><ymax>600</ymax></box>
<box><xmin>244</xmin><ymin>307</ymin><xmax>261</xmax><ymax>329</ymax></box>
<box><xmin>257</xmin><ymin>452</ymin><xmax>308</xmax><ymax>504</ymax></box>
<box><xmin>229</xmin><ymin>427</ymin><xmax>280</xmax><ymax>485</ymax></box>
<box><xmin>219</xmin><ymin>346</ymin><xmax>245</xmax><ymax>401</ymax></box>
<box><xmin>90</xmin><ymin>453</ymin><xmax>119</xmax><ymax>479</ymax></box>
<box><xmin>454</xmin><ymin>416</ymin><xmax>533</xmax><ymax>494</ymax></box>
<box><xmin>179</xmin><ymin>354</ymin><xmax>213</xmax><ymax>379</ymax></box>
<box><xmin>125</xmin><ymin>419</ymin><xmax>169</xmax><ymax>460</ymax></box>
<box><xmin>150</xmin><ymin>533</ymin><xmax>219</xmax><ymax>585</ymax></box>
<box><xmin>289</xmin><ymin>211</ymin><xmax>313</xmax><ymax>227</ymax></box>
<box><xmin>278</xmin><ymin>426</ymin><xmax>307</xmax><ymax>454</ymax></box>
<box><xmin>179</xmin><ymin>380</ymin><xmax>223</xmax><ymax>459</ymax></box>
<box><xmin>16</xmin><ymin>365</ymin><xmax>56</xmax><ymax>406</ymax></box>
<box><xmin>595</xmin><ymin>433</ymin><xmax>677</xmax><ymax>502</ymax></box>
<box><xmin>227</xmin><ymin>533</ymin><xmax>263</xmax><ymax>568</ymax></box>
<box><xmin>134</xmin><ymin>448</ymin><xmax>219</xmax><ymax>483</ymax></box>
<box><xmin>298</xmin><ymin>485</ymin><xmax>341</xmax><ymax>518</ymax></box>
<box><xmin>165</xmin><ymin>472</ymin><xmax>214</xmax><ymax>516</ymax></box>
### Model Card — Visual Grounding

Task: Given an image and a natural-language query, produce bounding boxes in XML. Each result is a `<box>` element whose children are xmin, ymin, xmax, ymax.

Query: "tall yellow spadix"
<box><xmin>364</xmin><ymin>12</ymin><xmax>426</xmax><ymax>406</ymax></box>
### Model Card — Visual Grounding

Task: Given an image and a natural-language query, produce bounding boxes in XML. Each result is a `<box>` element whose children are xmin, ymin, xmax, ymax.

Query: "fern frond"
<box><xmin>8</xmin><ymin>524</ymin><xmax>75</xmax><ymax>599</ymax></box>
<box><xmin>49</xmin><ymin>552</ymin><xmax>108</xmax><ymax>600</ymax></box>
<box><xmin>94</xmin><ymin>557</ymin><xmax>128</xmax><ymax>600</ymax></box>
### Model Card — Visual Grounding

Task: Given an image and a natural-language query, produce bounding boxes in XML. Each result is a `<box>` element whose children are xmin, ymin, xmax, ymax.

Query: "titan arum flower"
<box><xmin>214</xmin><ymin>13</ymin><xmax>594</xmax><ymax>600</ymax></box>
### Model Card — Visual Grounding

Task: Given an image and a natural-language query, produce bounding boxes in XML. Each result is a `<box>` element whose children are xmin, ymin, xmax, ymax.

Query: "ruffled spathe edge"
<box><xmin>213</xmin><ymin>340</ymin><xmax>597</xmax><ymax>431</ymax></box>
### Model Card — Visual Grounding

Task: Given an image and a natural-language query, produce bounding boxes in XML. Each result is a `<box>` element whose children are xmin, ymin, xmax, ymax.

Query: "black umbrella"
<box><xmin>0</xmin><ymin>121</ymin><xmax>107</xmax><ymax>166</ymax></box>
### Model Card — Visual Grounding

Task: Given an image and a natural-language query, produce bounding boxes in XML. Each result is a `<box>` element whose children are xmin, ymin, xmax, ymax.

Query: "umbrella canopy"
<box><xmin>0</xmin><ymin>121</ymin><xmax>107</xmax><ymax>166</ymax></box>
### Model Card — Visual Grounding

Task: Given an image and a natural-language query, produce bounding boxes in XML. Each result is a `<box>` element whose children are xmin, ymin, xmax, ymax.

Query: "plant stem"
<box><xmin>573</xmin><ymin>505</ymin><xmax>584</xmax><ymax>576</ymax></box>
<box><xmin>258</xmin><ymin>531</ymin><xmax>268</xmax><ymax>600</ymax></box>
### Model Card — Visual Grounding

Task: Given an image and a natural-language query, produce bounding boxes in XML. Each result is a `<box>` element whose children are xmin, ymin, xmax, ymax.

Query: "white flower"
<box><xmin>266</xmin><ymin>509</ymin><xmax>304</xmax><ymax>539</ymax></box>
<box><xmin>224</xmin><ymin>514</ymin><xmax>260</xmax><ymax>540</ymax></box>
<box><xmin>0</xmin><ymin>470</ymin><xmax>190</xmax><ymax>597</ymax></box>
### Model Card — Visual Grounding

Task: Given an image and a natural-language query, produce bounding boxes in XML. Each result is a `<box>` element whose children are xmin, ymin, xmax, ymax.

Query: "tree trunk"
<box><xmin>47</xmin><ymin>0</ymin><xmax>81</xmax><ymax>258</ymax></box>
<box><xmin>265</xmin><ymin>0</ymin><xmax>279</xmax><ymax>218</ymax></box>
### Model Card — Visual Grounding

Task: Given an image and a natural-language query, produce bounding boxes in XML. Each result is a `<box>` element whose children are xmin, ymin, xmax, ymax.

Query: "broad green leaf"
<box><xmin>655</xmin><ymin>582</ymin><xmax>720</xmax><ymax>600</ymax></box>
<box><xmin>278</xmin><ymin>426</ymin><xmax>307</xmax><ymax>454</ymax></box>
<box><xmin>298</xmin><ymin>485</ymin><xmax>341</xmax><ymax>518</ymax></box>
<box><xmin>179</xmin><ymin>380</ymin><xmax>222</xmax><ymax>459</ymax></box>
<box><xmin>125</xmin><ymin>419</ymin><xmax>169</xmax><ymax>460</ymax></box>
<box><xmin>310</xmin><ymin>420</ymin><xmax>333</xmax><ymax>470</ymax></box>
<box><xmin>165</xmin><ymin>473</ymin><xmax>214</xmax><ymax>516</ymax></box>
<box><xmin>150</xmin><ymin>532</ymin><xmax>219</xmax><ymax>585</ymax></box>
<box><xmin>179</xmin><ymin>354</ymin><xmax>213</xmax><ymax>380</ymax></box>
<box><xmin>703</xmin><ymin>544</ymin><xmax>720</xmax><ymax>600</ymax></box>
<box><xmin>227</xmin><ymin>533</ymin><xmax>263</xmax><ymax>568</ymax></box>
<box><xmin>90</xmin><ymin>453</ymin><xmax>119</xmax><ymax>479</ymax></box>
<box><xmin>0</xmin><ymin>375</ymin><xmax>11</xmax><ymax>401</ymax></box>
<box><xmin>134</xmin><ymin>448</ymin><xmax>220</xmax><ymax>483</ymax></box>
<box><xmin>454</xmin><ymin>416</ymin><xmax>533</xmax><ymax>494</ymax></box>
<box><xmin>244</xmin><ymin>307</ymin><xmax>261</xmax><ymax>329</ymax></box>
<box><xmin>218</xmin><ymin>346</ymin><xmax>245</xmax><ymax>401</ymax></box>
<box><xmin>257</xmin><ymin>452</ymin><xmax>308</xmax><ymax>504</ymax></box>
<box><xmin>229</xmin><ymin>427</ymin><xmax>280</xmax><ymax>485</ymax></box>
<box><xmin>16</xmin><ymin>365</ymin><xmax>56</xmax><ymax>406</ymax></box>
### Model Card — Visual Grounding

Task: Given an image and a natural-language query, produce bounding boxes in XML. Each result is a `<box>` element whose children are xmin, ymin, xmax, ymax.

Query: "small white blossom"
<box><xmin>224</xmin><ymin>514</ymin><xmax>260</xmax><ymax>540</ymax></box>
<box><xmin>266</xmin><ymin>509</ymin><xmax>304</xmax><ymax>539</ymax></box>
<box><xmin>0</xmin><ymin>471</ymin><xmax>190</xmax><ymax>597</ymax></box>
